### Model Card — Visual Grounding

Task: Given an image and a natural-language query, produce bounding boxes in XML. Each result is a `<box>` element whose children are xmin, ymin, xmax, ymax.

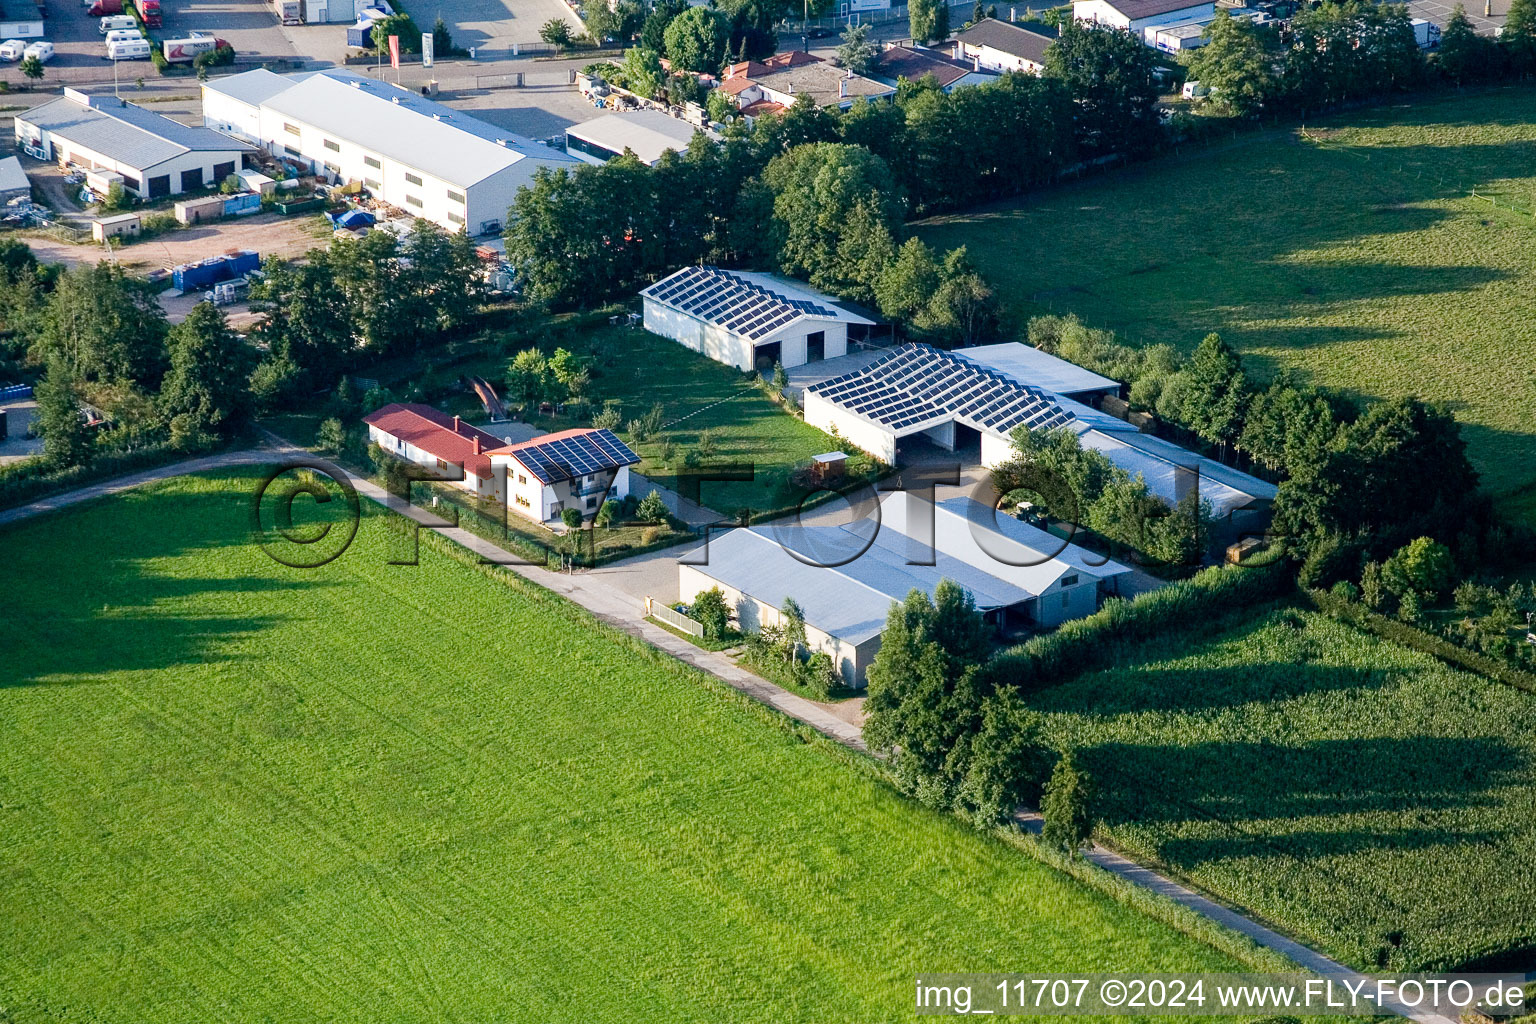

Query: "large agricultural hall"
<box><xmin>804</xmin><ymin>342</ymin><xmax>1277</xmax><ymax>524</ymax></box>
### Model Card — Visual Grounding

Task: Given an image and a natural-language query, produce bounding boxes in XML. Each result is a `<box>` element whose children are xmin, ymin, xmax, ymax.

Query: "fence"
<box><xmin>647</xmin><ymin>597</ymin><xmax>705</xmax><ymax>638</ymax></box>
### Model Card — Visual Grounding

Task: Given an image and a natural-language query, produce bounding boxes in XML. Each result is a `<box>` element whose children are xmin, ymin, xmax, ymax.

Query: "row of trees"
<box><xmin>1189</xmin><ymin>0</ymin><xmax>1536</xmax><ymax>118</ymax></box>
<box><xmin>1027</xmin><ymin>314</ymin><xmax>1490</xmax><ymax>582</ymax></box>
<box><xmin>862</xmin><ymin>580</ymin><xmax>1095</xmax><ymax>846</ymax></box>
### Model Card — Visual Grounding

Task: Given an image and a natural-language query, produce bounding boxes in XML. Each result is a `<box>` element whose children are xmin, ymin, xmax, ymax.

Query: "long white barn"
<box><xmin>202</xmin><ymin>68</ymin><xmax>578</xmax><ymax>235</ymax></box>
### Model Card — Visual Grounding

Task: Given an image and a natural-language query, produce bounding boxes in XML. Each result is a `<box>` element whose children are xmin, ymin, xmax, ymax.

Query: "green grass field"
<box><xmin>1030</xmin><ymin>606</ymin><xmax>1536</xmax><ymax>973</ymax></box>
<box><xmin>917</xmin><ymin>85</ymin><xmax>1536</xmax><ymax>516</ymax></box>
<box><xmin>0</xmin><ymin>472</ymin><xmax>1242</xmax><ymax>1023</ymax></box>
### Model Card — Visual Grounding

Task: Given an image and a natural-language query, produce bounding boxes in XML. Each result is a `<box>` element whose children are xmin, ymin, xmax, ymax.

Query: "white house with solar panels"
<box><xmin>679</xmin><ymin>491</ymin><xmax>1132</xmax><ymax>685</ymax></box>
<box><xmin>486</xmin><ymin>427</ymin><xmax>640</xmax><ymax>524</ymax></box>
<box><xmin>640</xmin><ymin>266</ymin><xmax>875</xmax><ymax>373</ymax></box>
<box><xmin>806</xmin><ymin>342</ymin><xmax>1277</xmax><ymax>522</ymax></box>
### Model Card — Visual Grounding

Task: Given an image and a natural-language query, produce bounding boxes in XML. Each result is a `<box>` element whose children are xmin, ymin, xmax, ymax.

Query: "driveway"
<box><xmin>0</xmin><ymin>400</ymin><xmax>42</xmax><ymax>465</ymax></box>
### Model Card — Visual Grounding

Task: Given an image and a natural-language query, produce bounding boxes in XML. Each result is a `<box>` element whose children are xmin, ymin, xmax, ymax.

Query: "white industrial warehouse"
<box><xmin>15</xmin><ymin>89</ymin><xmax>254</xmax><ymax>200</ymax></box>
<box><xmin>641</xmin><ymin>265</ymin><xmax>875</xmax><ymax>372</ymax></box>
<box><xmin>804</xmin><ymin>342</ymin><xmax>1276</xmax><ymax>520</ymax></box>
<box><xmin>201</xmin><ymin>68</ymin><xmax>578</xmax><ymax>234</ymax></box>
<box><xmin>565</xmin><ymin>110</ymin><xmax>718</xmax><ymax>167</ymax></box>
<box><xmin>679</xmin><ymin>492</ymin><xmax>1131</xmax><ymax>686</ymax></box>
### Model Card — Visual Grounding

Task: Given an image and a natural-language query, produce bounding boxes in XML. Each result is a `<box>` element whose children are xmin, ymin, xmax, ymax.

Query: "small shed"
<box><xmin>92</xmin><ymin>213</ymin><xmax>141</xmax><ymax>242</ymax></box>
<box><xmin>236</xmin><ymin>168</ymin><xmax>275</xmax><ymax>195</ymax></box>
<box><xmin>174</xmin><ymin>194</ymin><xmax>226</xmax><ymax>224</ymax></box>
<box><xmin>809</xmin><ymin>451</ymin><xmax>848</xmax><ymax>486</ymax></box>
<box><xmin>0</xmin><ymin>156</ymin><xmax>30</xmax><ymax>205</ymax></box>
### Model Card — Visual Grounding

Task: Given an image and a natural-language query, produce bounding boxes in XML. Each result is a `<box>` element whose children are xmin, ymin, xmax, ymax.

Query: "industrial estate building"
<box><xmin>679</xmin><ymin>492</ymin><xmax>1131</xmax><ymax>686</ymax></box>
<box><xmin>804</xmin><ymin>342</ymin><xmax>1276</xmax><ymax>519</ymax></box>
<box><xmin>1072</xmin><ymin>0</ymin><xmax>1217</xmax><ymax>42</ymax></box>
<box><xmin>641</xmin><ymin>266</ymin><xmax>875</xmax><ymax>372</ymax></box>
<box><xmin>564</xmin><ymin>110</ymin><xmax>717</xmax><ymax>167</ymax></box>
<box><xmin>15</xmin><ymin>89</ymin><xmax>254</xmax><ymax>200</ymax></box>
<box><xmin>201</xmin><ymin>68</ymin><xmax>578</xmax><ymax>234</ymax></box>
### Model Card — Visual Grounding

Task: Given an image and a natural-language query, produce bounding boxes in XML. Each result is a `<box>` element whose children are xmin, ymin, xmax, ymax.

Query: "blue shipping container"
<box><xmin>172</xmin><ymin>250</ymin><xmax>260</xmax><ymax>291</ymax></box>
<box><xmin>222</xmin><ymin>192</ymin><xmax>261</xmax><ymax>217</ymax></box>
<box><xmin>224</xmin><ymin>249</ymin><xmax>260</xmax><ymax>277</ymax></box>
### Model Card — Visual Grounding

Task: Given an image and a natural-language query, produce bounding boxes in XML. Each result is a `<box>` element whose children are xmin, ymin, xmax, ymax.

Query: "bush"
<box><xmin>635</xmin><ymin>489</ymin><xmax>668</xmax><ymax>524</ymax></box>
<box><xmin>1382</xmin><ymin>536</ymin><xmax>1456</xmax><ymax>601</ymax></box>
<box><xmin>316</xmin><ymin>417</ymin><xmax>347</xmax><ymax>455</ymax></box>
<box><xmin>595</xmin><ymin>498</ymin><xmax>620</xmax><ymax>528</ymax></box>
<box><xmin>690</xmin><ymin>586</ymin><xmax>731</xmax><ymax>640</ymax></box>
<box><xmin>799</xmin><ymin>651</ymin><xmax>840</xmax><ymax>699</ymax></box>
<box><xmin>1042</xmin><ymin>750</ymin><xmax>1095</xmax><ymax>853</ymax></box>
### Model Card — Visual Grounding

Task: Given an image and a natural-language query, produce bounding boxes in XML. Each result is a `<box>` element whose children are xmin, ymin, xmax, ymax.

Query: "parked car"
<box><xmin>22</xmin><ymin>41</ymin><xmax>54</xmax><ymax>62</ymax></box>
<box><xmin>0</xmin><ymin>38</ymin><xmax>24</xmax><ymax>60</ymax></box>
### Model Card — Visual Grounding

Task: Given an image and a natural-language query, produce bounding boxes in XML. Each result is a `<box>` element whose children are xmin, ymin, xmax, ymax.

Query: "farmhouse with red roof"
<box><xmin>363</xmin><ymin>403</ymin><xmax>513</xmax><ymax>501</ymax></box>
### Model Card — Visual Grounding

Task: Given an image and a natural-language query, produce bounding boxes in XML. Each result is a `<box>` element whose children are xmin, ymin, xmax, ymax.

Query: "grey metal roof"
<box><xmin>642</xmin><ymin>266</ymin><xmax>871</xmax><ymax>340</ymax></box>
<box><xmin>690</xmin><ymin>518</ymin><xmax>1031</xmax><ymax>646</ymax></box>
<box><xmin>869</xmin><ymin>45</ymin><xmax>989</xmax><ymax>87</ymax></box>
<box><xmin>807</xmin><ymin>343</ymin><xmax>1076</xmax><ymax>435</ymax></box>
<box><xmin>565</xmin><ymin>110</ymin><xmax>718</xmax><ymax>165</ymax></box>
<box><xmin>955</xmin><ymin>342</ymin><xmax>1120</xmax><ymax>397</ymax></box>
<box><xmin>228</xmin><ymin>69</ymin><xmax>577</xmax><ymax>188</ymax></box>
<box><xmin>201</xmin><ymin>67</ymin><xmax>303</xmax><ymax>108</ymax></box>
<box><xmin>953</xmin><ymin>18</ymin><xmax>1058</xmax><ymax>64</ymax></box>
<box><xmin>0</xmin><ymin>155</ymin><xmax>28</xmax><ymax>194</ymax></box>
<box><xmin>19</xmin><ymin>95</ymin><xmax>250</xmax><ymax>171</ymax></box>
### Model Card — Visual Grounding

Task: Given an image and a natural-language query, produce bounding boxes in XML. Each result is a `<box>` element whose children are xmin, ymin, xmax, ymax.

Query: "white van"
<box><xmin>99</xmin><ymin>14</ymin><xmax>136</xmax><ymax>32</ymax></box>
<box><xmin>104</xmin><ymin>28</ymin><xmax>142</xmax><ymax>43</ymax></box>
<box><xmin>106</xmin><ymin>37</ymin><xmax>150</xmax><ymax>59</ymax></box>
<box><xmin>23</xmin><ymin>41</ymin><xmax>54</xmax><ymax>62</ymax></box>
<box><xmin>0</xmin><ymin>39</ymin><xmax>23</xmax><ymax>60</ymax></box>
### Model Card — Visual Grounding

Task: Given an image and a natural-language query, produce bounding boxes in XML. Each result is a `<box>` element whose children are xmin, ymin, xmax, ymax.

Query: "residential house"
<box><xmin>363</xmin><ymin>403</ymin><xmax>511</xmax><ymax>501</ymax></box>
<box><xmin>720</xmin><ymin>51</ymin><xmax>895</xmax><ymax>115</ymax></box>
<box><xmin>486</xmin><ymin>428</ymin><xmax>639</xmax><ymax>524</ymax></box>
<box><xmin>867</xmin><ymin>43</ymin><xmax>1000</xmax><ymax>90</ymax></box>
<box><xmin>950</xmin><ymin>18</ymin><xmax>1059</xmax><ymax>73</ymax></box>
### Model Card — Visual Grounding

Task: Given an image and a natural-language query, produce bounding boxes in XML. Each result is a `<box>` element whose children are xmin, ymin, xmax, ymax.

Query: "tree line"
<box><xmin>1188</xmin><ymin>0</ymin><xmax>1536</xmax><ymax>117</ymax></box>
<box><xmin>509</xmin><ymin>23</ymin><xmax>1171</xmax><ymax>326</ymax></box>
<box><xmin>0</xmin><ymin>222</ymin><xmax>483</xmax><ymax>485</ymax></box>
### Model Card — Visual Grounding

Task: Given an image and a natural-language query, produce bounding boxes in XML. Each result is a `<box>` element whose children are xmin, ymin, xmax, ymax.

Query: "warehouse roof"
<box><xmin>208</xmin><ymin>69</ymin><xmax>576</xmax><ymax>188</ymax></box>
<box><xmin>641</xmin><ymin>266</ymin><xmax>872</xmax><ymax>340</ymax></box>
<box><xmin>691</xmin><ymin>518</ymin><xmax>1033</xmax><ymax>646</ymax></box>
<box><xmin>201</xmin><ymin>67</ymin><xmax>300</xmax><ymax>108</ymax></box>
<box><xmin>955</xmin><ymin>342</ymin><xmax>1120</xmax><ymax>398</ymax></box>
<box><xmin>565</xmin><ymin>110</ymin><xmax>718</xmax><ymax>165</ymax></box>
<box><xmin>807</xmin><ymin>343</ymin><xmax>1076</xmax><ymax>435</ymax></box>
<box><xmin>1078</xmin><ymin>0</ymin><xmax>1211</xmax><ymax>18</ymax></box>
<box><xmin>1070</xmin><ymin>419</ymin><xmax>1276</xmax><ymax>517</ymax></box>
<box><xmin>363</xmin><ymin>403</ymin><xmax>509</xmax><ymax>479</ymax></box>
<box><xmin>487</xmin><ymin>427</ymin><xmax>639</xmax><ymax>485</ymax></box>
<box><xmin>952</xmin><ymin>18</ymin><xmax>1058</xmax><ymax>64</ymax></box>
<box><xmin>19</xmin><ymin>92</ymin><xmax>251</xmax><ymax>170</ymax></box>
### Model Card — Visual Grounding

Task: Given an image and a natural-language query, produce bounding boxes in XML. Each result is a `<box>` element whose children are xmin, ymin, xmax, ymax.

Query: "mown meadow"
<box><xmin>917</xmin><ymin>85</ymin><xmax>1536</xmax><ymax>519</ymax></box>
<box><xmin>0</xmin><ymin>472</ymin><xmax>1243</xmax><ymax>1023</ymax></box>
<box><xmin>1031</xmin><ymin>607</ymin><xmax>1536</xmax><ymax>973</ymax></box>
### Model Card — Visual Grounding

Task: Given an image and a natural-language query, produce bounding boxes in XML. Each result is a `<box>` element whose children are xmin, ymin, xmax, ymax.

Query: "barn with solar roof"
<box><xmin>640</xmin><ymin>266</ymin><xmax>875</xmax><ymax>373</ymax></box>
<box><xmin>487</xmin><ymin>428</ymin><xmax>641</xmax><ymax>524</ymax></box>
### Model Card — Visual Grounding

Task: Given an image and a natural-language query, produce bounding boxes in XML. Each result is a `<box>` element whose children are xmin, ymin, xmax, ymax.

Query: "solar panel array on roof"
<box><xmin>808</xmin><ymin>344</ymin><xmax>1075</xmax><ymax>435</ymax></box>
<box><xmin>643</xmin><ymin>266</ymin><xmax>840</xmax><ymax>340</ymax></box>
<box><xmin>509</xmin><ymin>429</ymin><xmax>639</xmax><ymax>484</ymax></box>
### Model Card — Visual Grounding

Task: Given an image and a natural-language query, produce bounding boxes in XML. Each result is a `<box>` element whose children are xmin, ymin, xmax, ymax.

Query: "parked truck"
<box><xmin>85</xmin><ymin>0</ymin><xmax>122</xmax><ymax>17</ymax></box>
<box><xmin>135</xmin><ymin>0</ymin><xmax>160</xmax><ymax>26</ymax></box>
<box><xmin>162</xmin><ymin>32</ymin><xmax>225</xmax><ymax>61</ymax></box>
<box><xmin>1411</xmin><ymin>17</ymin><xmax>1441</xmax><ymax>48</ymax></box>
<box><xmin>272</xmin><ymin>0</ymin><xmax>300</xmax><ymax>25</ymax></box>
